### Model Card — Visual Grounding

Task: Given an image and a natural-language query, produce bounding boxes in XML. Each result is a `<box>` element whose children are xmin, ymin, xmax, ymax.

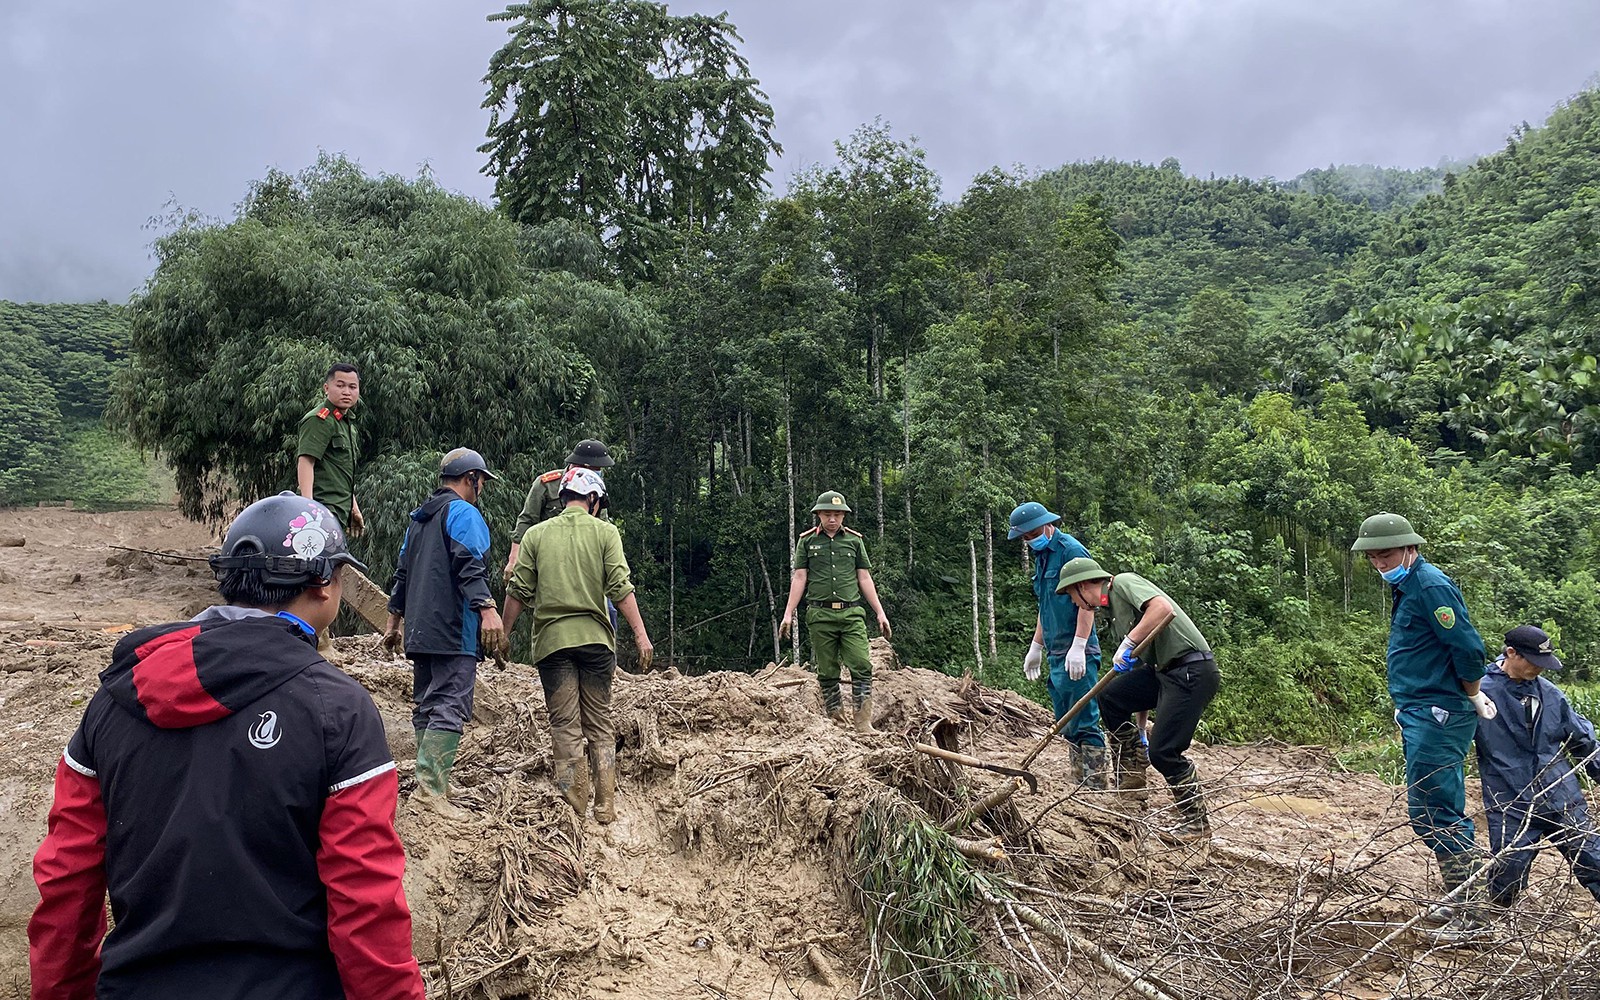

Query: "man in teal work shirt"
<box><xmin>1008</xmin><ymin>502</ymin><xmax>1106</xmax><ymax>788</ymax></box>
<box><xmin>1352</xmin><ymin>512</ymin><xmax>1496</xmax><ymax>943</ymax></box>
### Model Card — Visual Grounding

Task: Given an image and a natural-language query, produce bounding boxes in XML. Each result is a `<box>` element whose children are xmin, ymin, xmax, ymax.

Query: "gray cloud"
<box><xmin>1</xmin><ymin>0</ymin><xmax>1595</xmax><ymax>301</ymax></box>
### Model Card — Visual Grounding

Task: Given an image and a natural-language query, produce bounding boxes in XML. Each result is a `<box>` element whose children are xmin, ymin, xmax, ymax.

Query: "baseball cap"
<box><xmin>1505</xmin><ymin>625</ymin><xmax>1562</xmax><ymax>671</ymax></box>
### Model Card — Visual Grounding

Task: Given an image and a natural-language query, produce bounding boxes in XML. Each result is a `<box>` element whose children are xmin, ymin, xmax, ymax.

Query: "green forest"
<box><xmin>8</xmin><ymin>2</ymin><xmax>1600</xmax><ymax>751</ymax></box>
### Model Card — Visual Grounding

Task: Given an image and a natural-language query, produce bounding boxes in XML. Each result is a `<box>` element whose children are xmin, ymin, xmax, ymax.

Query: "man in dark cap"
<box><xmin>503</xmin><ymin>439</ymin><xmax>616</xmax><ymax>581</ymax></box>
<box><xmin>1473</xmin><ymin>624</ymin><xmax>1600</xmax><ymax>909</ymax></box>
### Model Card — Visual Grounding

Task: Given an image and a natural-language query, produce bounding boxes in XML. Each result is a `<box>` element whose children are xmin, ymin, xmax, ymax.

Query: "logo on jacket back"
<box><xmin>248</xmin><ymin>711</ymin><xmax>283</xmax><ymax>749</ymax></box>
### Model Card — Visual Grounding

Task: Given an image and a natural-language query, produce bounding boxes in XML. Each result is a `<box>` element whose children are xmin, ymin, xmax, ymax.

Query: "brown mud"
<box><xmin>0</xmin><ymin>507</ymin><xmax>1595</xmax><ymax>999</ymax></box>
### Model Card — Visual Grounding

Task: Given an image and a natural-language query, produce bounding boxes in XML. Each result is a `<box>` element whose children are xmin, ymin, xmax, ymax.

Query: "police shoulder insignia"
<box><xmin>1434</xmin><ymin>606</ymin><xmax>1456</xmax><ymax>629</ymax></box>
<box><xmin>317</xmin><ymin>407</ymin><xmax>331</xmax><ymax>419</ymax></box>
<box><xmin>798</xmin><ymin>527</ymin><xmax>818</xmax><ymax>538</ymax></box>
<box><xmin>842</xmin><ymin>526</ymin><xmax>863</xmax><ymax>537</ymax></box>
<box><xmin>538</xmin><ymin>469</ymin><xmax>563</xmax><ymax>483</ymax></box>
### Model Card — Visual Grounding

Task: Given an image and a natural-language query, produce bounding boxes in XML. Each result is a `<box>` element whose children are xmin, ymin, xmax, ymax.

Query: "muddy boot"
<box><xmin>1079</xmin><ymin>744</ymin><xmax>1109</xmax><ymax>791</ymax></box>
<box><xmin>590</xmin><ymin>746</ymin><xmax>618</xmax><ymax>824</ymax></box>
<box><xmin>852</xmin><ymin>678</ymin><xmax>877</xmax><ymax>734</ymax></box>
<box><xmin>412</xmin><ymin>730</ymin><xmax>470</xmax><ymax>821</ymax></box>
<box><xmin>1421</xmin><ymin>854</ymin><xmax>1491</xmax><ymax>942</ymax></box>
<box><xmin>1112</xmin><ymin>728</ymin><xmax>1150</xmax><ymax>794</ymax></box>
<box><xmin>553</xmin><ymin>755</ymin><xmax>591</xmax><ymax>817</ymax></box>
<box><xmin>820</xmin><ymin>677</ymin><xmax>849</xmax><ymax>725</ymax></box>
<box><xmin>1161</xmin><ymin>764</ymin><xmax>1210</xmax><ymax>842</ymax></box>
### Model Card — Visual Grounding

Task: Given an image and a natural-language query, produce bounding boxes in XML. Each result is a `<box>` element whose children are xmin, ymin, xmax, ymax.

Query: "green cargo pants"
<box><xmin>807</xmin><ymin>605</ymin><xmax>873</xmax><ymax>712</ymax></box>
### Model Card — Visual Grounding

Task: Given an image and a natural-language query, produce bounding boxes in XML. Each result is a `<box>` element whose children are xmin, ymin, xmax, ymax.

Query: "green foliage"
<box><xmin>854</xmin><ymin>799</ymin><xmax>1012</xmax><ymax>1000</ymax></box>
<box><xmin>1286</xmin><ymin>163</ymin><xmax>1463</xmax><ymax>212</ymax></box>
<box><xmin>110</xmin><ymin>155</ymin><xmax>655</xmax><ymax>583</ymax></box>
<box><xmin>0</xmin><ymin>301</ymin><xmax>129</xmax><ymax>505</ymax></box>
<box><xmin>482</xmin><ymin>0</ymin><xmax>780</xmax><ymax>280</ymax></box>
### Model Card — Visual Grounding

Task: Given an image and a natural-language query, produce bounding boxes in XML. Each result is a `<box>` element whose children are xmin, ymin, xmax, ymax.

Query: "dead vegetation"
<box><xmin>2</xmin><ymin>508</ymin><xmax>1598</xmax><ymax>999</ymax></box>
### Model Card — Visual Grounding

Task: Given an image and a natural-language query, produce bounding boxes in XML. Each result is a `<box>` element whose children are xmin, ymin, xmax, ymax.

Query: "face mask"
<box><xmin>1380</xmin><ymin>562</ymin><xmax>1410</xmax><ymax>585</ymax></box>
<box><xmin>1028</xmin><ymin>532</ymin><xmax>1051</xmax><ymax>551</ymax></box>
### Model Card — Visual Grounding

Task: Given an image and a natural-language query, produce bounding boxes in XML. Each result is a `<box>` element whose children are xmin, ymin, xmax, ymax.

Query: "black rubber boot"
<box><xmin>1162</xmin><ymin>764</ymin><xmax>1210</xmax><ymax>842</ymax></box>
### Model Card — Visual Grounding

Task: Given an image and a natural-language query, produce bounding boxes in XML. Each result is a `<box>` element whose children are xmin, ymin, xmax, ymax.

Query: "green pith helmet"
<box><xmin>564</xmin><ymin>439</ymin><xmax>615</xmax><ymax>468</ymax></box>
<box><xmin>1055</xmin><ymin>556</ymin><xmax>1112</xmax><ymax>593</ymax></box>
<box><xmin>1350</xmin><ymin>512</ymin><xmax>1425</xmax><ymax>552</ymax></box>
<box><xmin>811</xmin><ymin>490</ymin><xmax>852</xmax><ymax>513</ymax></box>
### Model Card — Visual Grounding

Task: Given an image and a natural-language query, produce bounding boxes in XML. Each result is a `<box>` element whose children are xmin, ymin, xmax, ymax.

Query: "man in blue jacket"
<box><xmin>1352</xmin><ymin>512</ymin><xmax>1496</xmax><ymax>941</ymax></box>
<box><xmin>385</xmin><ymin>448</ymin><xmax>510</xmax><ymax>819</ymax></box>
<box><xmin>1474</xmin><ymin>625</ymin><xmax>1600</xmax><ymax>908</ymax></box>
<box><xmin>1008</xmin><ymin>502</ymin><xmax>1106</xmax><ymax>788</ymax></box>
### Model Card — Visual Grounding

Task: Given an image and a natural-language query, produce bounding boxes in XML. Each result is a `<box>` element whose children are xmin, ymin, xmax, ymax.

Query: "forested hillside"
<box><xmin>0</xmin><ymin>301</ymin><xmax>164</xmax><ymax>508</ymax></box>
<box><xmin>24</xmin><ymin>1</ymin><xmax>1600</xmax><ymax>746</ymax></box>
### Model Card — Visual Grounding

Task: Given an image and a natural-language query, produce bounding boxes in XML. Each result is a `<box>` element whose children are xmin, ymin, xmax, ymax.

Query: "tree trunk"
<box><xmin>871</xmin><ymin>320</ymin><xmax>885</xmax><ymax>542</ymax></box>
<box><xmin>669</xmin><ymin>519</ymin><xmax>677</xmax><ymax>668</ymax></box>
<box><xmin>903</xmin><ymin>341</ymin><xmax>913</xmax><ymax>572</ymax></box>
<box><xmin>985</xmin><ymin>509</ymin><xmax>997</xmax><ymax>660</ymax></box>
<box><xmin>785</xmin><ymin>387</ymin><xmax>799</xmax><ymax>665</ymax></box>
<box><xmin>970</xmin><ymin>539</ymin><xmax>983</xmax><ymax>679</ymax></box>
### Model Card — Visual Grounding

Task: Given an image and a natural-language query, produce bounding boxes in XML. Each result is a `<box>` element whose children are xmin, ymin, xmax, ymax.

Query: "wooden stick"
<box><xmin>940</xmin><ymin>778</ymin><xmax>1023</xmax><ymax>834</ymax></box>
<box><xmin>1016</xmin><ymin>609</ymin><xmax>1175</xmax><ymax>769</ymax></box>
<box><xmin>911</xmin><ymin>742</ymin><xmax>1038</xmax><ymax>791</ymax></box>
<box><xmin>106</xmin><ymin>544</ymin><xmax>208</xmax><ymax>562</ymax></box>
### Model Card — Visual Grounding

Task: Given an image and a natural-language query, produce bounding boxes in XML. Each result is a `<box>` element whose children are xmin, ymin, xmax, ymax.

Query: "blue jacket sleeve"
<box><xmin>444</xmin><ymin>501</ymin><xmax>495</xmax><ymax>610</ymax></box>
<box><xmin>1557</xmin><ymin>693</ymin><xmax>1600</xmax><ymax>784</ymax></box>
<box><xmin>1420</xmin><ymin>583</ymin><xmax>1486</xmax><ymax>685</ymax></box>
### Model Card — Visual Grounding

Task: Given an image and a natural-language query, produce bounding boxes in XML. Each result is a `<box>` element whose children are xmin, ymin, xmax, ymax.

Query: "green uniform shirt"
<box><xmin>1106</xmin><ymin>572</ymin><xmax>1211</xmax><ymax>667</ymax></box>
<box><xmin>507</xmin><ymin>506</ymin><xmax>635</xmax><ymax>663</ymax></box>
<box><xmin>794</xmin><ymin>527</ymin><xmax>871</xmax><ymax>605</ymax></box>
<box><xmin>295</xmin><ymin>403</ymin><xmax>359</xmax><ymax>528</ymax></box>
<box><xmin>513</xmin><ymin>468</ymin><xmax>611</xmax><ymax>538</ymax></box>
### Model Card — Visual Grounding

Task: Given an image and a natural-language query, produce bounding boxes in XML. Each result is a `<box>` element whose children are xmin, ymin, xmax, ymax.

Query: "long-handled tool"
<box><xmin>1016</xmin><ymin>609</ymin><xmax>1175</xmax><ymax>769</ymax></box>
<box><xmin>911</xmin><ymin>742</ymin><xmax>1039</xmax><ymax>794</ymax></box>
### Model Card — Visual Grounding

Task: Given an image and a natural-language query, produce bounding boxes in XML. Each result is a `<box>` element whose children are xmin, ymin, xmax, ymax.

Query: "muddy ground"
<box><xmin>1</xmin><ymin>506</ymin><xmax>1596</xmax><ymax>999</ymax></box>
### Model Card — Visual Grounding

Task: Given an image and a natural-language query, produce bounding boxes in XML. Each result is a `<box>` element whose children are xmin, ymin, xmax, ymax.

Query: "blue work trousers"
<box><xmin>1046</xmin><ymin>649</ymin><xmax>1104</xmax><ymax>748</ymax></box>
<box><xmin>412</xmin><ymin>652</ymin><xmax>478</xmax><ymax>733</ymax></box>
<box><xmin>1398</xmin><ymin>703</ymin><xmax>1479</xmax><ymax>860</ymax></box>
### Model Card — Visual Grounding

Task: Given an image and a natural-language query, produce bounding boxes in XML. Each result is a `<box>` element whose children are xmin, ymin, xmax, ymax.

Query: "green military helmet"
<box><xmin>811</xmin><ymin>490</ymin><xmax>852</xmax><ymax>513</ymax></box>
<box><xmin>1350</xmin><ymin>512</ymin><xmax>1425</xmax><ymax>552</ymax></box>
<box><xmin>564</xmin><ymin>439</ymin><xmax>615</xmax><ymax>468</ymax></box>
<box><xmin>1055</xmin><ymin>556</ymin><xmax>1112</xmax><ymax>593</ymax></box>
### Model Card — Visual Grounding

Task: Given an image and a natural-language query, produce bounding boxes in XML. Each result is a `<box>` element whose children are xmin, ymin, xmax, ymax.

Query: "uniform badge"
<box><xmin>1434</xmin><ymin>606</ymin><xmax>1456</xmax><ymax>629</ymax></box>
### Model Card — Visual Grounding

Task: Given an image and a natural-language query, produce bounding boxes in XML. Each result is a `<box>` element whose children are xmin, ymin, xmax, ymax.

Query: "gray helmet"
<box><xmin>811</xmin><ymin>490</ymin><xmax>852</xmax><ymax>513</ymax></box>
<box><xmin>564</xmin><ymin>439</ymin><xmax>615</xmax><ymax>468</ymax></box>
<box><xmin>1351</xmin><ymin>512</ymin><xmax>1424</xmax><ymax>552</ymax></box>
<box><xmin>439</xmin><ymin>447</ymin><xmax>498</xmax><ymax>480</ymax></box>
<box><xmin>209</xmin><ymin>492</ymin><xmax>367</xmax><ymax>584</ymax></box>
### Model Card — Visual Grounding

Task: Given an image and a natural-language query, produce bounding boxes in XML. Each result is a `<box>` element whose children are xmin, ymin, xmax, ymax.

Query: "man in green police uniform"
<box><xmin>779</xmin><ymin>491</ymin><xmax>892</xmax><ymax>734</ymax></box>
<box><xmin>503</xmin><ymin>439</ymin><xmax>615</xmax><ymax>581</ymax></box>
<box><xmin>1352</xmin><ymin>512</ymin><xmax>1495</xmax><ymax>943</ymax></box>
<box><xmin>1057</xmin><ymin>557</ymin><xmax>1219</xmax><ymax>842</ymax></box>
<box><xmin>295</xmin><ymin>363</ymin><xmax>364</xmax><ymax>534</ymax></box>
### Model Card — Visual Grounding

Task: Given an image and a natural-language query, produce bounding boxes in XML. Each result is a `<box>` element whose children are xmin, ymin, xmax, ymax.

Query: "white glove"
<box><xmin>1469</xmin><ymin>691</ymin><xmax>1498</xmax><ymax>720</ymax></box>
<box><xmin>1065</xmin><ymin>636</ymin><xmax>1088</xmax><ymax>681</ymax></box>
<box><xmin>1023</xmin><ymin>640</ymin><xmax>1044</xmax><ymax>681</ymax></box>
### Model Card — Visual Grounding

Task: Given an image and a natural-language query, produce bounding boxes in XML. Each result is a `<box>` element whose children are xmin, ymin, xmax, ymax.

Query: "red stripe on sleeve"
<box><xmin>131</xmin><ymin>627</ymin><xmax>230</xmax><ymax>726</ymax></box>
<box><xmin>316</xmin><ymin>768</ymin><xmax>424</xmax><ymax>1000</ymax></box>
<box><xmin>29</xmin><ymin>758</ymin><xmax>108</xmax><ymax>1000</ymax></box>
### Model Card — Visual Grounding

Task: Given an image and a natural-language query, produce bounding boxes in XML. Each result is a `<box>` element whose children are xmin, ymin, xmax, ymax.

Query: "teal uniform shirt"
<box><xmin>1385</xmin><ymin>555</ymin><xmax>1485</xmax><ymax>711</ymax></box>
<box><xmin>1031</xmin><ymin>530</ymin><xmax>1100</xmax><ymax>657</ymax></box>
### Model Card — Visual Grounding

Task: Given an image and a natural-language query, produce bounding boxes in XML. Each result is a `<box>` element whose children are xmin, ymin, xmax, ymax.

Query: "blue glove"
<box><xmin>1112</xmin><ymin>637</ymin><xmax>1139</xmax><ymax>672</ymax></box>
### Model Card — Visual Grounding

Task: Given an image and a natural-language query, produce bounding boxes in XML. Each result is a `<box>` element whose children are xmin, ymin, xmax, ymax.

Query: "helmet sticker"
<box><xmin>284</xmin><ymin>509</ymin><xmax>330</xmax><ymax>558</ymax></box>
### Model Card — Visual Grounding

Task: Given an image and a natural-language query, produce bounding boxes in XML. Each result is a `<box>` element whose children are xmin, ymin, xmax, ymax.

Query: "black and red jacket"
<box><xmin>28</xmin><ymin>607</ymin><xmax>424</xmax><ymax>1000</ymax></box>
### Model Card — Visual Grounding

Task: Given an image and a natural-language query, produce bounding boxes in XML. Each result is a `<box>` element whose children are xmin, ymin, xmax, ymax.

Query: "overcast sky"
<box><xmin>2</xmin><ymin>0</ymin><xmax>1596</xmax><ymax>303</ymax></box>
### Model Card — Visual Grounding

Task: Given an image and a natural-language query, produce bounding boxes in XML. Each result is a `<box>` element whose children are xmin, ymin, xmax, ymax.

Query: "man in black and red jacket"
<box><xmin>28</xmin><ymin>492</ymin><xmax>425</xmax><ymax>1000</ymax></box>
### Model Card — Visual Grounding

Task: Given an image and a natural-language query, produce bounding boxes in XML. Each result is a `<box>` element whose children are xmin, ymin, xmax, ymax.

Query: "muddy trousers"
<box><xmin>1397</xmin><ymin>705</ymin><xmax>1478</xmax><ymax>860</ymax></box>
<box><xmin>807</xmin><ymin>607</ymin><xmax>873</xmax><ymax>712</ymax></box>
<box><xmin>1486</xmin><ymin>807</ymin><xmax>1600</xmax><ymax>905</ymax></box>
<box><xmin>1096</xmin><ymin>656</ymin><xmax>1219</xmax><ymax>783</ymax></box>
<box><xmin>411</xmin><ymin>652</ymin><xmax>478</xmax><ymax>733</ymax></box>
<box><xmin>537</xmin><ymin>643</ymin><xmax>617</xmax><ymax>774</ymax></box>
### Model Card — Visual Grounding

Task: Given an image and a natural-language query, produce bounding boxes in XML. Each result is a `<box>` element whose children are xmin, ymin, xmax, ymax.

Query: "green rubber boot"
<box><xmin>413</xmin><ymin>729</ymin><xmax>470</xmax><ymax>821</ymax></box>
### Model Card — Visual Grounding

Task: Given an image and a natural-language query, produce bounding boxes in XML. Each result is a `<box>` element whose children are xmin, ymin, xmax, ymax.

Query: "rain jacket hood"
<box><xmin>100</xmin><ymin>608</ymin><xmax>320</xmax><ymax>729</ymax></box>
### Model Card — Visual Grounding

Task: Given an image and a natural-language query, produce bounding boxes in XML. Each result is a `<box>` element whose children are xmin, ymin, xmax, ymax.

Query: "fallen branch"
<box><xmin>107</xmin><ymin>544</ymin><xmax>211</xmax><ymax>563</ymax></box>
<box><xmin>940</xmin><ymin>778</ymin><xmax>1022</xmax><ymax>834</ymax></box>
